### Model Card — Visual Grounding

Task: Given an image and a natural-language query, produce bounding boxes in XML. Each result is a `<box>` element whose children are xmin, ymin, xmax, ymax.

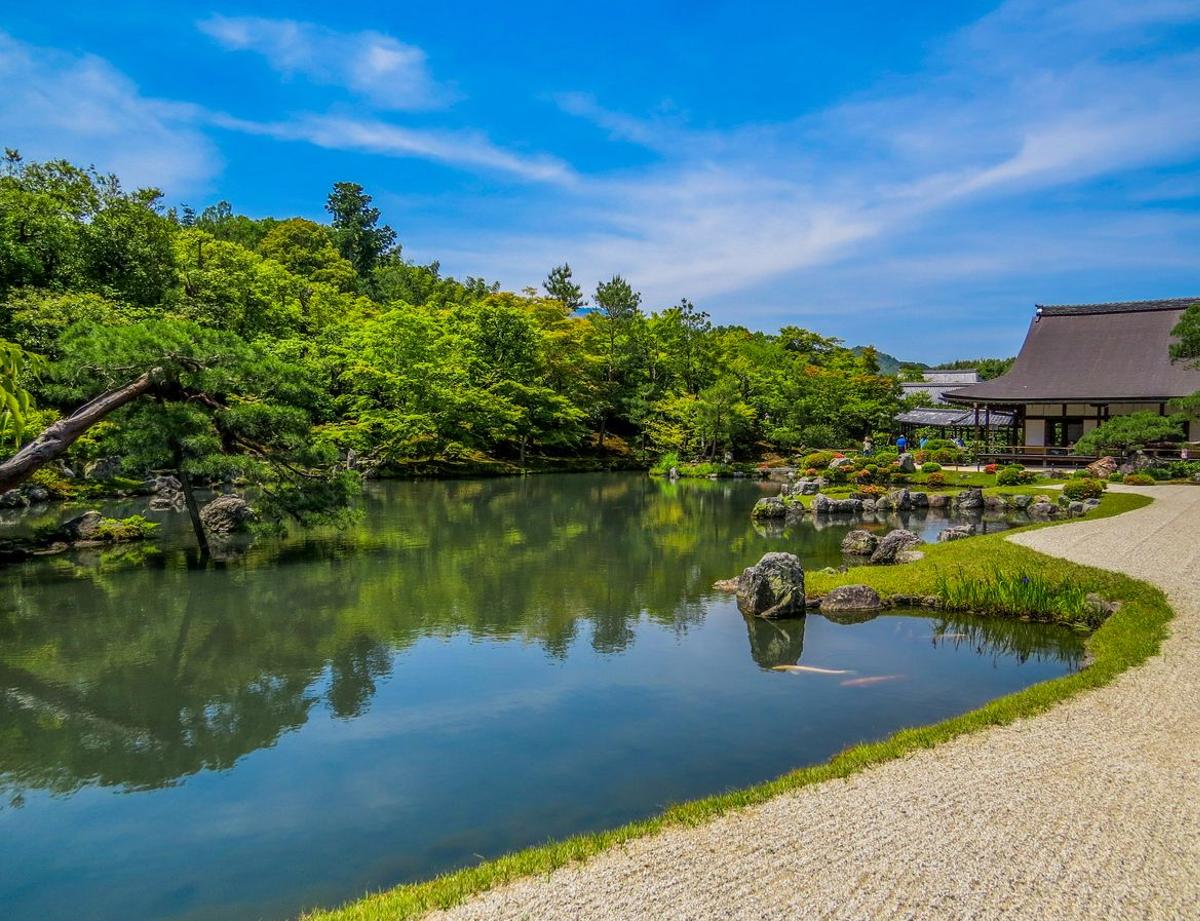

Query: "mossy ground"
<box><xmin>302</xmin><ymin>491</ymin><xmax>1166</xmax><ymax>921</ymax></box>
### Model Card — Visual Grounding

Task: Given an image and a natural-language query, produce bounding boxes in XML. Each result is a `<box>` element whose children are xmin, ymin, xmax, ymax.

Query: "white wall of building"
<box><xmin>1026</xmin><ymin>419</ymin><xmax>1046</xmax><ymax>446</ymax></box>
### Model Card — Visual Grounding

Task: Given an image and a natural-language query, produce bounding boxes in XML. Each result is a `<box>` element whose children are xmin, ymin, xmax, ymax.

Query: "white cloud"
<box><xmin>0</xmin><ymin>32</ymin><xmax>219</xmax><ymax>192</ymax></box>
<box><xmin>210</xmin><ymin>112</ymin><xmax>575</xmax><ymax>185</ymax></box>
<box><xmin>441</xmin><ymin>0</ymin><xmax>1200</xmax><ymax>314</ymax></box>
<box><xmin>198</xmin><ymin>15</ymin><xmax>454</xmax><ymax>110</ymax></box>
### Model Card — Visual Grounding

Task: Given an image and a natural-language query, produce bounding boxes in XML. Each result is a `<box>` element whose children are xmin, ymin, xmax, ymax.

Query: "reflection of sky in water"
<box><xmin>0</xmin><ymin>474</ymin><xmax>1081</xmax><ymax>921</ymax></box>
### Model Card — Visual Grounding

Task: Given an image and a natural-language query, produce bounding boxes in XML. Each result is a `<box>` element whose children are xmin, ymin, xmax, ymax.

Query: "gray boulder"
<box><xmin>812</xmin><ymin>493</ymin><xmax>862</xmax><ymax>515</ymax></box>
<box><xmin>910</xmin><ymin>491</ymin><xmax>929</xmax><ymax>508</ymax></box>
<box><xmin>840</xmin><ymin>529</ymin><xmax>878</xmax><ymax>556</ymax></box>
<box><xmin>1068</xmin><ymin>500</ymin><xmax>1086</xmax><ymax>517</ymax></box>
<box><xmin>84</xmin><ymin>457</ymin><xmax>123</xmax><ymax>481</ymax></box>
<box><xmin>60</xmin><ymin>510</ymin><xmax>103</xmax><ymax>541</ymax></box>
<box><xmin>23</xmin><ymin>485</ymin><xmax>51</xmax><ymax>504</ymax></box>
<box><xmin>736</xmin><ymin>552</ymin><xmax>806</xmax><ymax>619</ymax></box>
<box><xmin>869</xmin><ymin>528</ymin><xmax>921</xmax><ymax>564</ymax></box>
<box><xmin>0</xmin><ymin>489</ymin><xmax>27</xmax><ymax>508</ymax></box>
<box><xmin>751</xmin><ymin>496</ymin><xmax>789</xmax><ymax>519</ymax></box>
<box><xmin>860</xmin><ymin>497</ymin><xmax>877</xmax><ymax>513</ymax></box>
<box><xmin>954</xmin><ymin>487</ymin><xmax>984</xmax><ymax>510</ymax></box>
<box><xmin>928</xmin><ymin>493</ymin><xmax>950</xmax><ymax>509</ymax></box>
<box><xmin>1083</xmin><ymin>497</ymin><xmax>1102</xmax><ymax>510</ymax></box>
<box><xmin>1008</xmin><ymin>493</ymin><xmax>1033</xmax><ymax>510</ymax></box>
<box><xmin>820</xmin><ymin>584</ymin><xmax>883</xmax><ymax>613</ymax></box>
<box><xmin>200</xmin><ymin>495</ymin><xmax>256</xmax><ymax>535</ymax></box>
<box><xmin>828</xmin><ymin>456</ymin><xmax>855</xmax><ymax>470</ymax></box>
<box><xmin>938</xmin><ymin>524</ymin><xmax>976</xmax><ymax>542</ymax></box>
<box><xmin>1028</xmin><ymin>497</ymin><xmax>1059</xmax><ymax>518</ymax></box>
<box><xmin>897</xmin><ymin>452</ymin><xmax>917</xmax><ymax>473</ymax></box>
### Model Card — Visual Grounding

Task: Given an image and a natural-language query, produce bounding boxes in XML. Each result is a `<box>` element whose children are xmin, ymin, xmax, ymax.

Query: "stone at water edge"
<box><xmin>751</xmin><ymin>496</ymin><xmax>789</xmax><ymax>519</ymax></box>
<box><xmin>59</xmin><ymin>510</ymin><xmax>103</xmax><ymax>541</ymax></box>
<box><xmin>199</xmin><ymin>495</ymin><xmax>256</xmax><ymax>535</ymax></box>
<box><xmin>820</xmin><ymin>584</ymin><xmax>883</xmax><ymax>613</ymax></box>
<box><xmin>840</xmin><ymin>529</ymin><xmax>878</xmax><ymax>556</ymax></box>
<box><xmin>938</xmin><ymin>524</ymin><xmax>976</xmax><ymax>542</ymax></box>
<box><xmin>869</xmin><ymin>529</ymin><xmax>921</xmax><ymax>564</ymax></box>
<box><xmin>736</xmin><ymin>552</ymin><xmax>806</xmax><ymax>619</ymax></box>
<box><xmin>954</xmin><ymin>487</ymin><xmax>984</xmax><ymax>510</ymax></box>
<box><xmin>927</xmin><ymin>493</ymin><xmax>950</xmax><ymax>509</ymax></box>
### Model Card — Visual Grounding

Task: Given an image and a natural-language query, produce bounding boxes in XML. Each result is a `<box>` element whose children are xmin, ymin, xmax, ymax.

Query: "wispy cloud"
<box><xmin>197</xmin><ymin>15</ymin><xmax>455</xmax><ymax>110</ymax></box>
<box><xmin>0</xmin><ymin>32</ymin><xmax>219</xmax><ymax>192</ymax></box>
<box><xmin>210</xmin><ymin>112</ymin><xmax>576</xmax><ymax>185</ymax></box>
<box><xmin>442</xmin><ymin>0</ymin><xmax>1200</xmax><ymax>317</ymax></box>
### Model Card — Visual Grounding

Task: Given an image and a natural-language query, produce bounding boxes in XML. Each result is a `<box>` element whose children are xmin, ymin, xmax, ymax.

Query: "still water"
<box><xmin>0</xmin><ymin>474</ymin><xmax>1082</xmax><ymax>921</ymax></box>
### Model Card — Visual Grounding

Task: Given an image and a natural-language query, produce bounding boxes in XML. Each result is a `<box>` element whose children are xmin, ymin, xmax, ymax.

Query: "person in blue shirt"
<box><xmin>896</xmin><ymin>434</ymin><xmax>908</xmax><ymax>452</ymax></box>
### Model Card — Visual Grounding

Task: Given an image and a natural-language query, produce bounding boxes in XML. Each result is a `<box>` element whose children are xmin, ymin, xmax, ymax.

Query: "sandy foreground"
<box><xmin>431</xmin><ymin>485</ymin><xmax>1200</xmax><ymax>920</ymax></box>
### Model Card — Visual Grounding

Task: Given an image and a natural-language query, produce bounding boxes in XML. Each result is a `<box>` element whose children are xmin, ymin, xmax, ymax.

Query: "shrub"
<box><xmin>891</xmin><ymin>472</ymin><xmax>912</xmax><ymax>484</ymax></box>
<box><xmin>926</xmin><ymin>472</ymin><xmax>946</xmax><ymax>487</ymax></box>
<box><xmin>95</xmin><ymin>515</ymin><xmax>159</xmax><ymax>541</ymax></box>
<box><xmin>803</xmin><ymin>467</ymin><xmax>819</xmax><ymax>477</ymax></box>
<box><xmin>931</xmin><ymin>447</ymin><xmax>963</xmax><ymax>465</ymax></box>
<box><xmin>801</xmin><ymin>450</ymin><xmax>838</xmax><ymax>470</ymax></box>
<box><xmin>855</xmin><ymin>484</ymin><xmax>888</xmax><ymax>498</ymax></box>
<box><xmin>852</xmin><ymin>468</ymin><xmax>873</xmax><ymax>483</ymax></box>
<box><xmin>826</xmin><ymin>465</ymin><xmax>849</xmax><ymax>484</ymax></box>
<box><xmin>985</xmin><ymin>463</ymin><xmax>999</xmax><ymax>475</ymax></box>
<box><xmin>1122</xmin><ymin>473</ymin><xmax>1155</xmax><ymax>485</ymax></box>
<box><xmin>1062</xmin><ymin>478</ymin><xmax>1106</xmax><ymax>500</ymax></box>
<box><xmin>921</xmin><ymin>462</ymin><xmax>942</xmax><ymax>473</ymax></box>
<box><xmin>934</xmin><ymin>565</ymin><xmax>1098</xmax><ymax>625</ymax></box>
<box><xmin>873</xmin><ymin>449</ymin><xmax>899</xmax><ymax>467</ymax></box>
<box><xmin>796</xmin><ymin>424</ymin><xmax>841</xmax><ymax>449</ymax></box>
<box><xmin>650</xmin><ymin>452</ymin><xmax>680</xmax><ymax>475</ymax></box>
<box><xmin>997</xmin><ymin>465</ymin><xmax>1037</xmax><ymax>486</ymax></box>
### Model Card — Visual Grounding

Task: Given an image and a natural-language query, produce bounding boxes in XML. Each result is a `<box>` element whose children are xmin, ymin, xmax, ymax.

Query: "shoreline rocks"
<box><xmin>869</xmin><ymin>528</ymin><xmax>921</xmax><ymax>564</ymax></box>
<box><xmin>200</xmin><ymin>496</ymin><xmax>256</xmax><ymax>535</ymax></box>
<box><xmin>820</xmin><ymin>584</ymin><xmax>883</xmax><ymax>613</ymax></box>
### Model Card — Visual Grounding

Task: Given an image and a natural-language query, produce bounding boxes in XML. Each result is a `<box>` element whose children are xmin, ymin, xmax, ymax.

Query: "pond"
<box><xmin>0</xmin><ymin>474</ymin><xmax>1083</xmax><ymax>921</ymax></box>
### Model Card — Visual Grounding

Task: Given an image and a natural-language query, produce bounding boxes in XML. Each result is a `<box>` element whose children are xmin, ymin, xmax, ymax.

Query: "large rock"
<box><xmin>60</xmin><ymin>510</ymin><xmax>103</xmax><ymax>541</ymax></box>
<box><xmin>910</xmin><ymin>491</ymin><xmax>929</xmax><ymax>508</ymax></box>
<box><xmin>200</xmin><ymin>496</ymin><xmax>256</xmax><ymax>535</ymax></box>
<box><xmin>1008</xmin><ymin>493</ymin><xmax>1033</xmax><ymax>510</ymax></box>
<box><xmin>782</xmin><ymin>478</ymin><xmax>822</xmax><ymax>497</ymax></box>
<box><xmin>896</xmin><ymin>453</ymin><xmax>917</xmax><ymax>473</ymax></box>
<box><xmin>954</xmin><ymin>487</ymin><xmax>984</xmax><ymax>510</ymax></box>
<box><xmin>840</xmin><ymin>529</ymin><xmax>878</xmax><ymax>556</ymax></box>
<box><xmin>820</xmin><ymin>584</ymin><xmax>883</xmax><ymax>613</ymax></box>
<box><xmin>927</xmin><ymin>493</ymin><xmax>950</xmax><ymax>509</ymax></box>
<box><xmin>0</xmin><ymin>489</ymin><xmax>27</xmax><ymax>508</ymax></box>
<box><xmin>1028</xmin><ymin>497</ymin><xmax>1059</xmax><ymax>519</ymax></box>
<box><xmin>751</xmin><ymin>496</ymin><xmax>789</xmax><ymax>519</ymax></box>
<box><xmin>869</xmin><ymin>528</ymin><xmax>921</xmax><ymax>564</ymax></box>
<box><xmin>812</xmin><ymin>493</ymin><xmax>862</xmax><ymax>515</ymax></box>
<box><xmin>736</xmin><ymin>552</ymin><xmax>806</xmax><ymax>619</ymax></box>
<box><xmin>938</xmin><ymin>523</ymin><xmax>976</xmax><ymax>542</ymax></box>
<box><xmin>828</xmin><ymin>456</ymin><xmax>855</xmax><ymax>470</ymax></box>
<box><xmin>1086</xmin><ymin>456</ymin><xmax>1119</xmax><ymax>479</ymax></box>
<box><xmin>84</xmin><ymin>457</ymin><xmax>123</xmax><ymax>481</ymax></box>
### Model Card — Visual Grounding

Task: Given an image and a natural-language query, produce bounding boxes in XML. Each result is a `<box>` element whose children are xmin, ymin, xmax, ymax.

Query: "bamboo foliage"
<box><xmin>0</xmin><ymin>340</ymin><xmax>43</xmax><ymax>447</ymax></box>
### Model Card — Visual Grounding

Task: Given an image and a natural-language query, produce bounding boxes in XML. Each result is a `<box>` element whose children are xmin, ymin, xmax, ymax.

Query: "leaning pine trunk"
<box><xmin>0</xmin><ymin>369</ymin><xmax>162</xmax><ymax>495</ymax></box>
<box><xmin>172</xmin><ymin>443</ymin><xmax>210</xmax><ymax>556</ymax></box>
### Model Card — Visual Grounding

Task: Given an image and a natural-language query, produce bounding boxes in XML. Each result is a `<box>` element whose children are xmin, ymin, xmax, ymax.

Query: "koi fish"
<box><xmin>771</xmin><ymin>665</ymin><xmax>851</xmax><ymax>675</ymax></box>
<box><xmin>840</xmin><ymin>674</ymin><xmax>904</xmax><ymax>687</ymax></box>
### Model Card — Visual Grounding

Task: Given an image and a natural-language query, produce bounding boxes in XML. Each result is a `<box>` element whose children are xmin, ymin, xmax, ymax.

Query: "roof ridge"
<box><xmin>1037</xmin><ymin>297</ymin><xmax>1200</xmax><ymax>316</ymax></box>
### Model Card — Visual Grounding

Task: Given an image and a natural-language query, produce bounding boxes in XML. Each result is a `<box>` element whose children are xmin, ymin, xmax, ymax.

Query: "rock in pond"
<box><xmin>820</xmin><ymin>584</ymin><xmax>883</xmax><ymax>613</ymax></box>
<box><xmin>954</xmin><ymin>487</ymin><xmax>984</xmax><ymax>510</ymax></box>
<box><xmin>60</xmin><ymin>510</ymin><xmax>103</xmax><ymax>541</ymax></box>
<box><xmin>812</xmin><ymin>493</ymin><xmax>862</xmax><ymax>515</ymax></box>
<box><xmin>200</xmin><ymin>495</ymin><xmax>256</xmax><ymax>535</ymax></box>
<box><xmin>938</xmin><ymin>524</ymin><xmax>976</xmax><ymax>542</ymax></box>
<box><xmin>869</xmin><ymin>528</ymin><xmax>921</xmax><ymax>564</ymax></box>
<box><xmin>840</xmin><ymin>529</ymin><xmax>878</xmax><ymax>556</ymax></box>
<box><xmin>927</xmin><ymin>493</ymin><xmax>950</xmax><ymax>509</ymax></box>
<box><xmin>736</xmin><ymin>552</ymin><xmax>806</xmax><ymax>619</ymax></box>
<box><xmin>751</xmin><ymin>496</ymin><xmax>789</xmax><ymax>519</ymax></box>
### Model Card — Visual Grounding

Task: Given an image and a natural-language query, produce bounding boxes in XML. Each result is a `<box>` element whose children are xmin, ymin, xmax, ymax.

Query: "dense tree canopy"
<box><xmin>0</xmin><ymin>152</ymin><xmax>905</xmax><ymax>506</ymax></box>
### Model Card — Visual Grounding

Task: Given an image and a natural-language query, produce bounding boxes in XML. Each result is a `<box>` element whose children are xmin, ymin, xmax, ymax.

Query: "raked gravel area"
<box><xmin>431</xmin><ymin>485</ymin><xmax>1200</xmax><ymax>921</ymax></box>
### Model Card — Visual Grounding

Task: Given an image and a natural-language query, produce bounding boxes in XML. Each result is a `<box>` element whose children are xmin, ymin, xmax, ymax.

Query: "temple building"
<box><xmin>943</xmin><ymin>298</ymin><xmax>1200</xmax><ymax>459</ymax></box>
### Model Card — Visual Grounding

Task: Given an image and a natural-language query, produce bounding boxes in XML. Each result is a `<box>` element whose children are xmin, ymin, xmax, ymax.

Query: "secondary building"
<box><xmin>944</xmin><ymin>297</ymin><xmax>1200</xmax><ymax>460</ymax></box>
<box><xmin>900</xmin><ymin>369</ymin><xmax>981</xmax><ymax>405</ymax></box>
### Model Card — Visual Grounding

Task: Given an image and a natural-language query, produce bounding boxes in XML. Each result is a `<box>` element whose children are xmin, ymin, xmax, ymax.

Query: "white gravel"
<box><xmin>430</xmin><ymin>485</ymin><xmax>1200</xmax><ymax>921</ymax></box>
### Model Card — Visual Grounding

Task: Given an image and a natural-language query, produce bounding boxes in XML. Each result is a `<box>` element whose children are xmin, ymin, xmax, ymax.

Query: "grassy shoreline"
<box><xmin>303</xmin><ymin>491</ymin><xmax>1169</xmax><ymax>921</ymax></box>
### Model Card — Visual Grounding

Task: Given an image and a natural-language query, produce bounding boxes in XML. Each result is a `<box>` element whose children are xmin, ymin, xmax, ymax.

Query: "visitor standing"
<box><xmin>863</xmin><ymin>436</ymin><xmax>874</xmax><ymax>456</ymax></box>
<box><xmin>896</xmin><ymin>434</ymin><xmax>908</xmax><ymax>452</ymax></box>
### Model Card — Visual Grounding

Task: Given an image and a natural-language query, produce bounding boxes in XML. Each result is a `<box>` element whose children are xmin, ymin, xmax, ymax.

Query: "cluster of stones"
<box><xmin>839</xmin><ymin>528</ymin><xmax>924</xmax><ymax>564</ymax></box>
<box><xmin>723</xmin><ymin>551</ymin><xmax>885</xmax><ymax>618</ymax></box>
<box><xmin>750</xmin><ymin>477</ymin><xmax>824</xmax><ymax>519</ymax></box>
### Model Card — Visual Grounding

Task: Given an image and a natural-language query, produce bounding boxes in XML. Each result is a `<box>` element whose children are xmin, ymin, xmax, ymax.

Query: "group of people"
<box><xmin>861</xmin><ymin>434</ymin><xmax>966</xmax><ymax>456</ymax></box>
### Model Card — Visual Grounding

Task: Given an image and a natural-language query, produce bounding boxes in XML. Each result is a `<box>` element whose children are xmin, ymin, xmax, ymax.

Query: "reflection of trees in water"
<box><xmin>927</xmin><ymin>613</ymin><xmax>1084</xmax><ymax>668</ymax></box>
<box><xmin>0</xmin><ymin>476</ymin><xmax>1083</xmax><ymax>799</ymax></box>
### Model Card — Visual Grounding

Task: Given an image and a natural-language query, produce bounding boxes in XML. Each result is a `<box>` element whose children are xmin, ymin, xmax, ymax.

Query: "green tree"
<box><xmin>590</xmin><ymin>275</ymin><xmax>645</xmax><ymax>446</ymax></box>
<box><xmin>325</xmin><ymin>182</ymin><xmax>397</xmax><ymax>279</ymax></box>
<box><xmin>543</xmin><ymin>263</ymin><xmax>584</xmax><ymax>311</ymax></box>
<box><xmin>258</xmin><ymin>218</ymin><xmax>358</xmax><ymax>292</ymax></box>
<box><xmin>1073</xmin><ymin>412</ymin><xmax>1186</xmax><ymax>457</ymax></box>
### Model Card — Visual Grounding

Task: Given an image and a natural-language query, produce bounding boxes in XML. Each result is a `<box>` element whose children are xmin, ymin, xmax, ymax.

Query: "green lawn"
<box><xmin>302</xmin><ymin>491</ymin><xmax>1167</xmax><ymax>921</ymax></box>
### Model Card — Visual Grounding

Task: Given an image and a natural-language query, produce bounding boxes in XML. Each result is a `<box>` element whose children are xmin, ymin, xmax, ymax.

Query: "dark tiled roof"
<box><xmin>946</xmin><ymin>298</ymin><xmax>1200</xmax><ymax>404</ymax></box>
<box><xmin>1036</xmin><ymin>297</ymin><xmax>1200</xmax><ymax>317</ymax></box>
<box><xmin>896</xmin><ymin>408</ymin><xmax>1014</xmax><ymax>427</ymax></box>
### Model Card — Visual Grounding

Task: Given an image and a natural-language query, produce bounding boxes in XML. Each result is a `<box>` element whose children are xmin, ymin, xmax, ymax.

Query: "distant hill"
<box><xmin>852</xmin><ymin>346</ymin><xmax>926</xmax><ymax>376</ymax></box>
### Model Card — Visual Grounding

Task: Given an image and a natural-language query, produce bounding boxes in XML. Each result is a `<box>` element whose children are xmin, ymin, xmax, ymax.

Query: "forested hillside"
<box><xmin>0</xmin><ymin>152</ymin><xmax>901</xmax><ymax>513</ymax></box>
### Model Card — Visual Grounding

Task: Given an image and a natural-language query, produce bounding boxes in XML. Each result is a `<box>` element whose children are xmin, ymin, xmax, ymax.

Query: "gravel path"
<box><xmin>432</xmin><ymin>485</ymin><xmax>1200</xmax><ymax>921</ymax></box>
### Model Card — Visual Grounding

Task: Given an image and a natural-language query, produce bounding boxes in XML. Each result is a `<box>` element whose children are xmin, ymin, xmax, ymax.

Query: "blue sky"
<box><xmin>3</xmin><ymin>1</ymin><xmax>1200</xmax><ymax>360</ymax></box>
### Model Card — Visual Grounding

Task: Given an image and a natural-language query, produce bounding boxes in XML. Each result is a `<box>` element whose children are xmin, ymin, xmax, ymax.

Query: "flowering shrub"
<box><xmin>985</xmin><ymin>463</ymin><xmax>999</xmax><ymax>475</ymax></box>
<box><xmin>926</xmin><ymin>472</ymin><xmax>946</xmax><ymax>487</ymax></box>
